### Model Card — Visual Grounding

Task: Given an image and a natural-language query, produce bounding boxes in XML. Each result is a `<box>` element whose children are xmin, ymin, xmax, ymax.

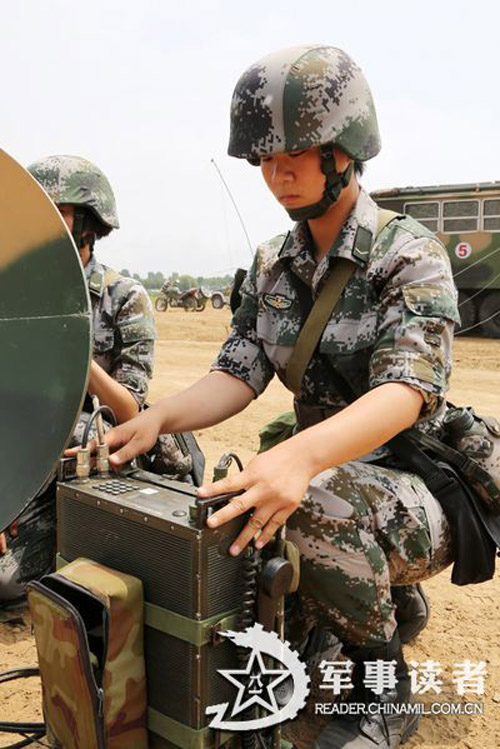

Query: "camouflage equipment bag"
<box><xmin>137</xmin><ymin>428</ymin><xmax>206</xmax><ymax>486</ymax></box>
<box><xmin>258</xmin><ymin>410</ymin><xmax>297</xmax><ymax>453</ymax></box>
<box><xmin>26</xmin><ymin>558</ymin><xmax>148</xmax><ymax>749</ymax></box>
<box><xmin>136</xmin><ymin>404</ymin><xmax>205</xmax><ymax>486</ymax></box>
<box><xmin>439</xmin><ymin>406</ymin><xmax>500</xmax><ymax>511</ymax></box>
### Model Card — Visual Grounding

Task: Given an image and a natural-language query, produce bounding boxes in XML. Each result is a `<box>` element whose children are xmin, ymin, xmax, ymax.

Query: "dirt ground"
<box><xmin>1</xmin><ymin>306</ymin><xmax>499</xmax><ymax>748</ymax></box>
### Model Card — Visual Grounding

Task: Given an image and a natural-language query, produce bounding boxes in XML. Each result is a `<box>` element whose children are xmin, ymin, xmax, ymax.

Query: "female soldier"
<box><xmin>97</xmin><ymin>46</ymin><xmax>459</xmax><ymax>747</ymax></box>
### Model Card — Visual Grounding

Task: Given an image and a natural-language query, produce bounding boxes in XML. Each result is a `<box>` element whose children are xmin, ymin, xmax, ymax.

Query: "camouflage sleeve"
<box><xmin>111</xmin><ymin>282</ymin><xmax>156</xmax><ymax>407</ymax></box>
<box><xmin>211</xmin><ymin>254</ymin><xmax>275</xmax><ymax>396</ymax></box>
<box><xmin>369</xmin><ymin>234</ymin><xmax>460</xmax><ymax>419</ymax></box>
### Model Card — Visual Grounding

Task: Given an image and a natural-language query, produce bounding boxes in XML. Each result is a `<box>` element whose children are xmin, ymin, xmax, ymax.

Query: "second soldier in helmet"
<box><xmin>83</xmin><ymin>46</ymin><xmax>460</xmax><ymax>748</ymax></box>
<box><xmin>28</xmin><ymin>156</ymin><xmax>156</xmax><ymax>428</ymax></box>
<box><xmin>0</xmin><ymin>156</ymin><xmax>155</xmax><ymax>601</ymax></box>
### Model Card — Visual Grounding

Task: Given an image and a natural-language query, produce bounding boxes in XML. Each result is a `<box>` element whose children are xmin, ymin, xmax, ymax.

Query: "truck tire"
<box><xmin>456</xmin><ymin>291</ymin><xmax>476</xmax><ymax>334</ymax></box>
<box><xmin>479</xmin><ymin>291</ymin><xmax>500</xmax><ymax>338</ymax></box>
<box><xmin>211</xmin><ymin>293</ymin><xmax>224</xmax><ymax>310</ymax></box>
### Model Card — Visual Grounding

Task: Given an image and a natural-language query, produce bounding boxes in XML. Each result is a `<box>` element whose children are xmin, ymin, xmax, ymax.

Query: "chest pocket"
<box><xmin>316</xmin><ymin>286</ymin><xmax>377</xmax><ymax>398</ymax></box>
<box><xmin>316</xmin><ymin>272</ymin><xmax>378</xmax><ymax>356</ymax></box>
<box><xmin>319</xmin><ymin>310</ymin><xmax>378</xmax><ymax>356</ymax></box>
<box><xmin>256</xmin><ymin>295</ymin><xmax>300</xmax><ymax>347</ymax></box>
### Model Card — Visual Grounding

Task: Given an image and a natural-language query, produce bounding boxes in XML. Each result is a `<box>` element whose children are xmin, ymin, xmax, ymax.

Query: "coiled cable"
<box><xmin>0</xmin><ymin>668</ymin><xmax>48</xmax><ymax>748</ymax></box>
<box><xmin>81</xmin><ymin>405</ymin><xmax>116</xmax><ymax>448</ymax></box>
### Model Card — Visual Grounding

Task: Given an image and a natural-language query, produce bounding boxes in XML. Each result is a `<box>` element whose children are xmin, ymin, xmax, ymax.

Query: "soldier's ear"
<box><xmin>333</xmin><ymin>148</ymin><xmax>351</xmax><ymax>173</ymax></box>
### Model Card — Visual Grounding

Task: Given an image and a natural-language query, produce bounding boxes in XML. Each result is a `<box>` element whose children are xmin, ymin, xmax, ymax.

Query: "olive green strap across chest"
<box><xmin>285</xmin><ymin>209</ymin><xmax>399</xmax><ymax>395</ymax></box>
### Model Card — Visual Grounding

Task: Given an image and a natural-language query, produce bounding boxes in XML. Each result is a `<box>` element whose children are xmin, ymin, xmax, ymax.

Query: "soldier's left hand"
<box><xmin>197</xmin><ymin>442</ymin><xmax>314</xmax><ymax>555</ymax></box>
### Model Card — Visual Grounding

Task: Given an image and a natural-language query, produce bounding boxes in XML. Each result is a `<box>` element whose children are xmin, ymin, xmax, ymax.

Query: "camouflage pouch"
<box><xmin>146</xmin><ymin>432</ymin><xmax>194</xmax><ymax>479</ymax></box>
<box><xmin>258</xmin><ymin>410</ymin><xmax>297</xmax><ymax>453</ymax></box>
<box><xmin>136</xmin><ymin>404</ymin><xmax>206</xmax><ymax>486</ymax></box>
<box><xmin>26</xmin><ymin>558</ymin><xmax>147</xmax><ymax>749</ymax></box>
<box><xmin>440</xmin><ymin>407</ymin><xmax>500</xmax><ymax>513</ymax></box>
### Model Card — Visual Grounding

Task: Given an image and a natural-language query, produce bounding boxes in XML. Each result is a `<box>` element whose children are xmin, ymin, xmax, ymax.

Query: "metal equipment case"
<box><xmin>57</xmin><ymin>472</ymin><xmax>245</xmax><ymax>748</ymax></box>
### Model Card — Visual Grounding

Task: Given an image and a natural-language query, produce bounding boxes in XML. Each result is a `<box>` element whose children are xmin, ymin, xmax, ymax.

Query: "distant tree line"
<box><xmin>119</xmin><ymin>270</ymin><xmax>235</xmax><ymax>292</ymax></box>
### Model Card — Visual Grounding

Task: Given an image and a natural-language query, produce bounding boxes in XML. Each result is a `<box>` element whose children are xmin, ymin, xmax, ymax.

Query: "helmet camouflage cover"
<box><xmin>228</xmin><ymin>44</ymin><xmax>381</xmax><ymax>163</ymax></box>
<box><xmin>27</xmin><ymin>155</ymin><xmax>119</xmax><ymax>232</ymax></box>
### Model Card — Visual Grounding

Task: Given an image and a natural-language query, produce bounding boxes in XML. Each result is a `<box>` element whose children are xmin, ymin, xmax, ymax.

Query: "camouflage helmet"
<box><xmin>27</xmin><ymin>155</ymin><xmax>119</xmax><ymax>233</ymax></box>
<box><xmin>228</xmin><ymin>45</ymin><xmax>380</xmax><ymax>163</ymax></box>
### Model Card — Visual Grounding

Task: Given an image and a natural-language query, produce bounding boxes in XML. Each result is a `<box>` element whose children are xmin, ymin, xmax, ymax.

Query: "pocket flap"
<box><xmin>120</xmin><ymin>318</ymin><xmax>156</xmax><ymax>343</ymax></box>
<box><xmin>402</xmin><ymin>284</ymin><xmax>460</xmax><ymax>324</ymax></box>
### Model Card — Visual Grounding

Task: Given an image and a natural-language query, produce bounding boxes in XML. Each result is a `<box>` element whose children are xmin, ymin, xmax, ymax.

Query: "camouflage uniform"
<box><xmin>0</xmin><ymin>155</ymin><xmax>155</xmax><ymax>602</ymax></box>
<box><xmin>213</xmin><ymin>187</ymin><xmax>460</xmax><ymax>647</ymax></box>
<box><xmin>70</xmin><ymin>256</ymin><xmax>155</xmax><ymax>444</ymax></box>
<box><xmin>224</xmin><ymin>43</ymin><xmax>458</xmax><ymax>745</ymax></box>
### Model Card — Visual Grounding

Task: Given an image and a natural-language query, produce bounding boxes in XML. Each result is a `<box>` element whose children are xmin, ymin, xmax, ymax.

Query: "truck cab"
<box><xmin>371</xmin><ymin>182</ymin><xmax>500</xmax><ymax>337</ymax></box>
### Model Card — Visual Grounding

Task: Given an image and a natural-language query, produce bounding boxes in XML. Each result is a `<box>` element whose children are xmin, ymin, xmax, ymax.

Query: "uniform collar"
<box><xmin>85</xmin><ymin>255</ymin><xmax>105</xmax><ymax>297</ymax></box>
<box><xmin>278</xmin><ymin>187</ymin><xmax>379</xmax><ymax>269</ymax></box>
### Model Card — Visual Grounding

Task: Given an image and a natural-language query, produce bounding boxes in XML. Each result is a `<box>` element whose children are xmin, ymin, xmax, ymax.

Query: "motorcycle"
<box><xmin>155</xmin><ymin>282</ymin><xmax>206</xmax><ymax>312</ymax></box>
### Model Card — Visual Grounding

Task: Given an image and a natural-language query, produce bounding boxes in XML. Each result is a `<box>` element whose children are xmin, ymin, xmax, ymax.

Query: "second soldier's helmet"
<box><xmin>228</xmin><ymin>44</ymin><xmax>381</xmax><ymax>165</ymax></box>
<box><xmin>27</xmin><ymin>155</ymin><xmax>119</xmax><ymax>234</ymax></box>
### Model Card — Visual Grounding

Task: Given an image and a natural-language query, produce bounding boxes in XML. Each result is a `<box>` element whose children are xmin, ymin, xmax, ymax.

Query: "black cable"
<box><xmin>0</xmin><ymin>735</ymin><xmax>46</xmax><ymax>749</ymax></box>
<box><xmin>0</xmin><ymin>668</ymin><xmax>39</xmax><ymax>684</ymax></box>
<box><xmin>0</xmin><ymin>668</ymin><xmax>46</xmax><ymax>748</ymax></box>
<box><xmin>81</xmin><ymin>405</ymin><xmax>117</xmax><ymax>448</ymax></box>
<box><xmin>0</xmin><ymin>725</ymin><xmax>44</xmax><ymax>733</ymax></box>
<box><xmin>226</xmin><ymin>452</ymin><xmax>244</xmax><ymax>472</ymax></box>
<box><xmin>238</xmin><ymin>545</ymin><xmax>259</xmax><ymax>749</ymax></box>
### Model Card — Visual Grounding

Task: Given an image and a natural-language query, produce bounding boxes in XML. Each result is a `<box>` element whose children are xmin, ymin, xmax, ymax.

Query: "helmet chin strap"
<box><xmin>285</xmin><ymin>144</ymin><xmax>354</xmax><ymax>222</ymax></box>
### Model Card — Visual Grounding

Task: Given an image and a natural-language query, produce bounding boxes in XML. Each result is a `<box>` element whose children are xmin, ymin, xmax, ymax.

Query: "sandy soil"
<box><xmin>1</xmin><ymin>306</ymin><xmax>499</xmax><ymax>748</ymax></box>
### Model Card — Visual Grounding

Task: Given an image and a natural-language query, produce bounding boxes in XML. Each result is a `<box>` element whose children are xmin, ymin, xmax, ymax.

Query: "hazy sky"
<box><xmin>3</xmin><ymin>0</ymin><xmax>499</xmax><ymax>277</ymax></box>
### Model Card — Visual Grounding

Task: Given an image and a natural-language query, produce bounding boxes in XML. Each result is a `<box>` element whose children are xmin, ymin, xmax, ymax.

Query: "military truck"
<box><xmin>371</xmin><ymin>183</ymin><xmax>500</xmax><ymax>337</ymax></box>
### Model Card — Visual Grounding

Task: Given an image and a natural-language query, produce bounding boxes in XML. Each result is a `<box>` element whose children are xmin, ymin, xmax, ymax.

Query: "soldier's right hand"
<box><xmin>65</xmin><ymin>407</ymin><xmax>163</xmax><ymax>469</ymax></box>
<box><xmin>107</xmin><ymin>410</ymin><xmax>164</xmax><ymax>467</ymax></box>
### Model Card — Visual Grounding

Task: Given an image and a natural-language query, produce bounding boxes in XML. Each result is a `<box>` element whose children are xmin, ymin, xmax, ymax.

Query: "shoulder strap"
<box><xmin>285</xmin><ymin>208</ymin><xmax>400</xmax><ymax>395</ymax></box>
<box><xmin>88</xmin><ymin>267</ymin><xmax>121</xmax><ymax>297</ymax></box>
<box><xmin>285</xmin><ymin>258</ymin><xmax>355</xmax><ymax>394</ymax></box>
<box><xmin>377</xmin><ymin>208</ymin><xmax>399</xmax><ymax>236</ymax></box>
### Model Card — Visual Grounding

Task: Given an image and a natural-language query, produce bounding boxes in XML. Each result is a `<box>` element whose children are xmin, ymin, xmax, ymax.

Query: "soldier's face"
<box><xmin>260</xmin><ymin>147</ymin><xmax>350</xmax><ymax>210</ymax></box>
<box><xmin>57</xmin><ymin>203</ymin><xmax>92</xmax><ymax>267</ymax></box>
<box><xmin>58</xmin><ymin>203</ymin><xmax>75</xmax><ymax>231</ymax></box>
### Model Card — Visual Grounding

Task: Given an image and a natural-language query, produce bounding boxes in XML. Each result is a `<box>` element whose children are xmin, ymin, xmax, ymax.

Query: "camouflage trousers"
<box><xmin>0</xmin><ymin>486</ymin><xmax>57</xmax><ymax>602</ymax></box>
<box><xmin>286</xmin><ymin>460</ymin><xmax>453</xmax><ymax>648</ymax></box>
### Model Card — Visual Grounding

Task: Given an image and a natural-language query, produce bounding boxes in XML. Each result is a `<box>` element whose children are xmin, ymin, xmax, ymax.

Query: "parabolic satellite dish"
<box><xmin>0</xmin><ymin>149</ymin><xmax>91</xmax><ymax>529</ymax></box>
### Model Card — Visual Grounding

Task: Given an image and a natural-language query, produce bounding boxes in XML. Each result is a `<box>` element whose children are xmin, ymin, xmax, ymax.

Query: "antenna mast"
<box><xmin>211</xmin><ymin>158</ymin><xmax>254</xmax><ymax>258</ymax></box>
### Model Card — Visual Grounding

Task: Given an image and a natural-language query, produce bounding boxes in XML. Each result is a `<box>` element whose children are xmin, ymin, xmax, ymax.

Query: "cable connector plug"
<box><xmin>97</xmin><ymin>444</ymin><xmax>110</xmax><ymax>476</ymax></box>
<box><xmin>76</xmin><ymin>448</ymin><xmax>91</xmax><ymax>481</ymax></box>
